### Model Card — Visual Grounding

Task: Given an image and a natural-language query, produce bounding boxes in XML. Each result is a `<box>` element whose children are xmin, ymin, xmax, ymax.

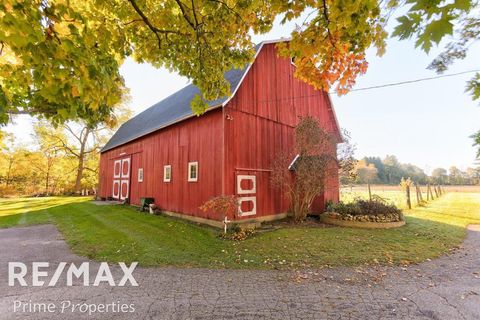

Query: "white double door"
<box><xmin>113</xmin><ymin>157</ymin><xmax>130</xmax><ymax>200</ymax></box>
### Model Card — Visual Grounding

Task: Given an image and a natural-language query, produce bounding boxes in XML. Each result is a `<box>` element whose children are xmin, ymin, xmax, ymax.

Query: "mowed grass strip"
<box><xmin>0</xmin><ymin>193</ymin><xmax>479</xmax><ymax>269</ymax></box>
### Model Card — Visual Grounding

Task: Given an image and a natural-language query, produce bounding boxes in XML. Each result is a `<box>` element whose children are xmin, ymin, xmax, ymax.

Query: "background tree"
<box><xmin>0</xmin><ymin>106</ymin><xmax>131</xmax><ymax>196</ymax></box>
<box><xmin>271</xmin><ymin>116</ymin><xmax>336</xmax><ymax>221</ymax></box>
<box><xmin>32</xmin><ymin>123</ymin><xmax>64</xmax><ymax>195</ymax></box>
<box><xmin>466</xmin><ymin>167</ymin><xmax>480</xmax><ymax>185</ymax></box>
<box><xmin>383</xmin><ymin>155</ymin><xmax>403</xmax><ymax>184</ymax></box>
<box><xmin>401</xmin><ymin>163</ymin><xmax>428</xmax><ymax>184</ymax></box>
<box><xmin>431</xmin><ymin>168</ymin><xmax>448</xmax><ymax>185</ymax></box>
<box><xmin>0</xmin><ymin>133</ymin><xmax>19</xmax><ymax>188</ymax></box>
<box><xmin>448</xmin><ymin>166</ymin><xmax>463</xmax><ymax>185</ymax></box>
<box><xmin>354</xmin><ymin>159</ymin><xmax>379</xmax><ymax>184</ymax></box>
<box><xmin>364</xmin><ymin>156</ymin><xmax>386</xmax><ymax>182</ymax></box>
<box><xmin>338</xmin><ymin>129</ymin><xmax>357</xmax><ymax>185</ymax></box>
<box><xmin>0</xmin><ymin>141</ymin><xmax>37</xmax><ymax>196</ymax></box>
<box><xmin>45</xmin><ymin>105</ymin><xmax>132</xmax><ymax>193</ymax></box>
<box><xmin>473</xmin><ymin>132</ymin><xmax>480</xmax><ymax>160</ymax></box>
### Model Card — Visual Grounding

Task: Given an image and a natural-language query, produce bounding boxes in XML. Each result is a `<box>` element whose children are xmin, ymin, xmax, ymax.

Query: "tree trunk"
<box><xmin>45</xmin><ymin>169</ymin><xmax>50</xmax><ymax>195</ymax></box>
<box><xmin>45</xmin><ymin>156</ymin><xmax>52</xmax><ymax>195</ymax></box>
<box><xmin>74</xmin><ymin>156</ymin><xmax>84</xmax><ymax>193</ymax></box>
<box><xmin>74</xmin><ymin>128</ymin><xmax>90</xmax><ymax>193</ymax></box>
<box><xmin>5</xmin><ymin>157</ymin><xmax>13</xmax><ymax>186</ymax></box>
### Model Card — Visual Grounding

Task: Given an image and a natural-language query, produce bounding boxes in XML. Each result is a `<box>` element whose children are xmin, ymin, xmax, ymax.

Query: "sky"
<box><xmin>5</xmin><ymin>11</ymin><xmax>480</xmax><ymax>174</ymax></box>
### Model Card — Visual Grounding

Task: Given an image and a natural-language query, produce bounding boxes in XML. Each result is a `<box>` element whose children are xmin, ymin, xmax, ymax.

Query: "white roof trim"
<box><xmin>288</xmin><ymin>154</ymin><xmax>300</xmax><ymax>171</ymax></box>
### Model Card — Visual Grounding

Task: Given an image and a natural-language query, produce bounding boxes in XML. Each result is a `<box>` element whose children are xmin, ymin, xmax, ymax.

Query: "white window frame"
<box><xmin>238</xmin><ymin>196</ymin><xmax>257</xmax><ymax>216</ymax></box>
<box><xmin>113</xmin><ymin>160</ymin><xmax>121</xmax><ymax>178</ymax></box>
<box><xmin>138</xmin><ymin>168</ymin><xmax>144</xmax><ymax>182</ymax></box>
<box><xmin>188</xmin><ymin>162</ymin><xmax>198</xmax><ymax>182</ymax></box>
<box><xmin>236</xmin><ymin>175</ymin><xmax>256</xmax><ymax>194</ymax></box>
<box><xmin>163</xmin><ymin>165</ymin><xmax>172</xmax><ymax>182</ymax></box>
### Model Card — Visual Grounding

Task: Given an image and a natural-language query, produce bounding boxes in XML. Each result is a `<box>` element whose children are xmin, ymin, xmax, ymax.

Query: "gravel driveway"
<box><xmin>0</xmin><ymin>224</ymin><xmax>479</xmax><ymax>320</ymax></box>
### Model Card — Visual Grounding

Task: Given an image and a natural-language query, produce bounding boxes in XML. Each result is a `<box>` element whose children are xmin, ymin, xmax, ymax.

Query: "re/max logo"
<box><xmin>8</xmin><ymin>262</ymin><xmax>138</xmax><ymax>287</ymax></box>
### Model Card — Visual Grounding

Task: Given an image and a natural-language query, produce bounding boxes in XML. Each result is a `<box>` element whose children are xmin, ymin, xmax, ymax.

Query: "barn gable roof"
<box><xmin>102</xmin><ymin>38</ymin><xmax>342</xmax><ymax>152</ymax></box>
<box><xmin>102</xmin><ymin>65</ymin><xmax>248</xmax><ymax>153</ymax></box>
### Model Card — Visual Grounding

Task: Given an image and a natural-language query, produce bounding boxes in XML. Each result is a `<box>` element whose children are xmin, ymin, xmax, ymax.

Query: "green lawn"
<box><xmin>0</xmin><ymin>193</ymin><xmax>479</xmax><ymax>269</ymax></box>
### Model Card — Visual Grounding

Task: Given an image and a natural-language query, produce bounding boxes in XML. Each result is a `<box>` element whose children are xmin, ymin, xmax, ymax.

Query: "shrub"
<box><xmin>326</xmin><ymin>198</ymin><xmax>404</xmax><ymax>222</ymax></box>
<box><xmin>220</xmin><ymin>225</ymin><xmax>256</xmax><ymax>241</ymax></box>
<box><xmin>199</xmin><ymin>195</ymin><xmax>239</xmax><ymax>220</ymax></box>
<box><xmin>271</xmin><ymin>116</ymin><xmax>337</xmax><ymax>222</ymax></box>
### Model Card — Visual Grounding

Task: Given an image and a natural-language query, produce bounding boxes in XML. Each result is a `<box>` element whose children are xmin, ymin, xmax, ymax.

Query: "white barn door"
<box><xmin>236</xmin><ymin>174</ymin><xmax>257</xmax><ymax>216</ymax></box>
<box><xmin>113</xmin><ymin>157</ymin><xmax>130</xmax><ymax>200</ymax></box>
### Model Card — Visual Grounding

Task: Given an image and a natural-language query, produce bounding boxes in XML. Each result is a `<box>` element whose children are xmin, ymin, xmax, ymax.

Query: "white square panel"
<box><xmin>238</xmin><ymin>196</ymin><xmax>257</xmax><ymax>216</ymax></box>
<box><xmin>236</xmin><ymin>175</ymin><xmax>256</xmax><ymax>194</ymax></box>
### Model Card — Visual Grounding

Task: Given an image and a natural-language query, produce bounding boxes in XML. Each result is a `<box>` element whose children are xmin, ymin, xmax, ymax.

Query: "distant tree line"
<box><xmin>344</xmin><ymin>155</ymin><xmax>480</xmax><ymax>186</ymax></box>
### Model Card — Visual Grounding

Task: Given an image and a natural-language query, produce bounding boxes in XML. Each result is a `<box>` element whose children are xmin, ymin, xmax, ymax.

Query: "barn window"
<box><xmin>164</xmin><ymin>165</ymin><xmax>172</xmax><ymax>182</ymax></box>
<box><xmin>138</xmin><ymin>168</ymin><xmax>144</xmax><ymax>182</ymax></box>
<box><xmin>188</xmin><ymin>162</ymin><xmax>198</xmax><ymax>182</ymax></box>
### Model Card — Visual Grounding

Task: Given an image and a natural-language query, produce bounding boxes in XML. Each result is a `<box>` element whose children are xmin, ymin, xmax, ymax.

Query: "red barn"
<box><xmin>99</xmin><ymin>39</ymin><xmax>342</xmax><ymax>227</ymax></box>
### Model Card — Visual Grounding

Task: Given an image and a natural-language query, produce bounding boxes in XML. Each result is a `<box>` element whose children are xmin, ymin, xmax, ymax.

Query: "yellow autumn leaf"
<box><xmin>71</xmin><ymin>86</ymin><xmax>80</xmax><ymax>97</ymax></box>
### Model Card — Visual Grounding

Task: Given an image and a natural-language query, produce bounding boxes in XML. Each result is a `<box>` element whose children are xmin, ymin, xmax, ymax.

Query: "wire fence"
<box><xmin>338</xmin><ymin>184</ymin><xmax>479</xmax><ymax>210</ymax></box>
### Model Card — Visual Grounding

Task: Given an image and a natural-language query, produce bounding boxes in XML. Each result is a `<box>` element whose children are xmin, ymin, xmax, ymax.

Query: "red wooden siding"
<box><xmin>99</xmin><ymin>41</ymin><xmax>341</xmax><ymax>223</ymax></box>
<box><xmin>223</xmin><ymin>43</ymin><xmax>340</xmax><ymax>219</ymax></box>
<box><xmin>99</xmin><ymin>110</ymin><xmax>224</xmax><ymax>220</ymax></box>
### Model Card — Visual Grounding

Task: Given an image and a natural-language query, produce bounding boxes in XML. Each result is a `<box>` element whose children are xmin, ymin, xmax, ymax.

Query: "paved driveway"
<box><xmin>0</xmin><ymin>224</ymin><xmax>479</xmax><ymax>320</ymax></box>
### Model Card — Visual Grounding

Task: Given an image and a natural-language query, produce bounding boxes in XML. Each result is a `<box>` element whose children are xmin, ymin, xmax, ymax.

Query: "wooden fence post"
<box><xmin>368</xmin><ymin>183</ymin><xmax>372</xmax><ymax>202</ymax></box>
<box><xmin>434</xmin><ymin>185</ymin><xmax>439</xmax><ymax>198</ymax></box>
<box><xmin>427</xmin><ymin>184</ymin><xmax>431</xmax><ymax>201</ymax></box>
<box><xmin>414</xmin><ymin>183</ymin><xmax>420</xmax><ymax>205</ymax></box>
<box><xmin>417</xmin><ymin>184</ymin><xmax>424</xmax><ymax>203</ymax></box>
<box><xmin>406</xmin><ymin>185</ymin><xmax>412</xmax><ymax>209</ymax></box>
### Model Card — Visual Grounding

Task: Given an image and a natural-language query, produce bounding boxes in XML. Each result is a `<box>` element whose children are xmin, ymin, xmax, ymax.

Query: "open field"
<box><xmin>0</xmin><ymin>192</ymin><xmax>479</xmax><ymax>269</ymax></box>
<box><xmin>340</xmin><ymin>184</ymin><xmax>480</xmax><ymax>209</ymax></box>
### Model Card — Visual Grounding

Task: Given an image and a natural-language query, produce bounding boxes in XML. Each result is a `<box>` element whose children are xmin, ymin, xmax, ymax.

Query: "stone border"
<box><xmin>320</xmin><ymin>215</ymin><xmax>406</xmax><ymax>229</ymax></box>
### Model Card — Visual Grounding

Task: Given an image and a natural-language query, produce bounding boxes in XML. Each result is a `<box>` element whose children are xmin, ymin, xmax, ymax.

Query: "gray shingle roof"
<box><xmin>101</xmin><ymin>66</ymin><xmax>248</xmax><ymax>152</ymax></box>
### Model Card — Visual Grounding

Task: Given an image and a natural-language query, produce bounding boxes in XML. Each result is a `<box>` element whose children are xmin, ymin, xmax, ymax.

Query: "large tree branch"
<box><xmin>321</xmin><ymin>0</ymin><xmax>336</xmax><ymax>49</ymax></box>
<box><xmin>174</xmin><ymin>0</ymin><xmax>196</xmax><ymax>29</ymax></box>
<box><xmin>126</xmin><ymin>0</ymin><xmax>188</xmax><ymax>47</ymax></box>
<box><xmin>46</xmin><ymin>133</ymin><xmax>80</xmax><ymax>158</ymax></box>
<box><xmin>84</xmin><ymin>167</ymin><xmax>99</xmax><ymax>174</ymax></box>
<box><xmin>64</xmin><ymin>124</ymin><xmax>82</xmax><ymax>144</ymax></box>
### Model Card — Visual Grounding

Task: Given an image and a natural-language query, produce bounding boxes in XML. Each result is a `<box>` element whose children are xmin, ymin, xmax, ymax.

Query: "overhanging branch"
<box><xmin>126</xmin><ymin>0</ymin><xmax>187</xmax><ymax>47</ymax></box>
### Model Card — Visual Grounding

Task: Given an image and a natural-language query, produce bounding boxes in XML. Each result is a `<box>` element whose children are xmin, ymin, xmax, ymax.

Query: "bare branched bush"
<box><xmin>271</xmin><ymin>116</ymin><xmax>337</xmax><ymax>222</ymax></box>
